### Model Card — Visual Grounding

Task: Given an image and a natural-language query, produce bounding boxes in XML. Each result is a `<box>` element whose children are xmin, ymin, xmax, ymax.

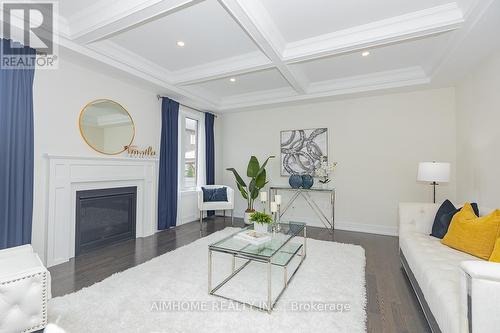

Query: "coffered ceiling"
<box><xmin>6</xmin><ymin>0</ymin><xmax>500</xmax><ymax>112</ymax></box>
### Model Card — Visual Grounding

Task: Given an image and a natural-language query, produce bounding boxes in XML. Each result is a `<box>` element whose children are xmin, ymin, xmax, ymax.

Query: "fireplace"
<box><xmin>75</xmin><ymin>187</ymin><xmax>137</xmax><ymax>256</ymax></box>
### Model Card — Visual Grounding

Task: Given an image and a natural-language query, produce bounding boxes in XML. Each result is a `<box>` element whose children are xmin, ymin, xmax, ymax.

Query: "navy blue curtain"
<box><xmin>0</xmin><ymin>39</ymin><xmax>36</xmax><ymax>249</ymax></box>
<box><xmin>158</xmin><ymin>97</ymin><xmax>179</xmax><ymax>230</ymax></box>
<box><xmin>205</xmin><ymin>113</ymin><xmax>215</xmax><ymax>216</ymax></box>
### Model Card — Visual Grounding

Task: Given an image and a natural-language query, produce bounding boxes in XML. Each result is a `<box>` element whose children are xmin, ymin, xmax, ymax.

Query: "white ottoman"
<box><xmin>0</xmin><ymin>245</ymin><xmax>51</xmax><ymax>333</ymax></box>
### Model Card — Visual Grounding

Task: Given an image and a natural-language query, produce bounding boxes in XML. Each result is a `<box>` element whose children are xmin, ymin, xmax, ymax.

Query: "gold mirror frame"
<box><xmin>78</xmin><ymin>99</ymin><xmax>135</xmax><ymax>155</ymax></box>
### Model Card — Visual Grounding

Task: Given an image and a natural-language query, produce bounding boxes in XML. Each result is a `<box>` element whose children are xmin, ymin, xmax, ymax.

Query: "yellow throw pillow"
<box><xmin>489</xmin><ymin>238</ymin><xmax>500</xmax><ymax>263</ymax></box>
<box><xmin>442</xmin><ymin>207</ymin><xmax>500</xmax><ymax>260</ymax></box>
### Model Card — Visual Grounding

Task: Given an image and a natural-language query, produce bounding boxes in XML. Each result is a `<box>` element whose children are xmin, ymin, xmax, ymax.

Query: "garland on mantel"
<box><xmin>125</xmin><ymin>145</ymin><xmax>157</xmax><ymax>158</ymax></box>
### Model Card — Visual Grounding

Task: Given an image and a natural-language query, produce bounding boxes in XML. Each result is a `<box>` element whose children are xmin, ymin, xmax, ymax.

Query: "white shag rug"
<box><xmin>48</xmin><ymin>228</ymin><xmax>366</xmax><ymax>333</ymax></box>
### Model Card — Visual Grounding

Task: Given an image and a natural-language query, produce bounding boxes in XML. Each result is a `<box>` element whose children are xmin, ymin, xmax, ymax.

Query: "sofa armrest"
<box><xmin>197</xmin><ymin>188</ymin><xmax>204</xmax><ymax>210</ymax></box>
<box><xmin>462</xmin><ymin>261</ymin><xmax>500</xmax><ymax>282</ymax></box>
<box><xmin>461</xmin><ymin>261</ymin><xmax>500</xmax><ymax>333</ymax></box>
<box><xmin>398</xmin><ymin>202</ymin><xmax>440</xmax><ymax>235</ymax></box>
<box><xmin>226</xmin><ymin>186</ymin><xmax>235</xmax><ymax>208</ymax></box>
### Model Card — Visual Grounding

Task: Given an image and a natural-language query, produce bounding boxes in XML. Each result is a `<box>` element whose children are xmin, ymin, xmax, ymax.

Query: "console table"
<box><xmin>269</xmin><ymin>186</ymin><xmax>335</xmax><ymax>233</ymax></box>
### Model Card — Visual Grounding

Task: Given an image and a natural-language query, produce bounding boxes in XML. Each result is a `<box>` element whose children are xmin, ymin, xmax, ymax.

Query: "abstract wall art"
<box><xmin>280</xmin><ymin>128</ymin><xmax>328</xmax><ymax>176</ymax></box>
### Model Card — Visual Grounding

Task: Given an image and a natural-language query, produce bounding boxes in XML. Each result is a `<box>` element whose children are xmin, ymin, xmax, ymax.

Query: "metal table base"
<box><xmin>270</xmin><ymin>187</ymin><xmax>335</xmax><ymax>233</ymax></box>
<box><xmin>208</xmin><ymin>227</ymin><xmax>307</xmax><ymax>313</ymax></box>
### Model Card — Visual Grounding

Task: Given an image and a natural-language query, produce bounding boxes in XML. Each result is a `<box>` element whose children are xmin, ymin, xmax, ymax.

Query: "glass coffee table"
<box><xmin>208</xmin><ymin>222</ymin><xmax>307</xmax><ymax>313</ymax></box>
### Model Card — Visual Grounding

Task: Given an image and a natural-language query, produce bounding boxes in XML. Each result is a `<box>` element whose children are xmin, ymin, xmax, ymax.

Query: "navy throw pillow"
<box><xmin>202</xmin><ymin>187</ymin><xmax>228</xmax><ymax>202</ymax></box>
<box><xmin>430</xmin><ymin>199</ymin><xmax>479</xmax><ymax>239</ymax></box>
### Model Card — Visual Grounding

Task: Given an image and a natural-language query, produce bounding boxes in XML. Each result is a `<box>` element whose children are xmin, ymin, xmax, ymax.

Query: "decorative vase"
<box><xmin>244</xmin><ymin>211</ymin><xmax>254</xmax><ymax>224</ymax></box>
<box><xmin>302</xmin><ymin>175</ymin><xmax>314</xmax><ymax>189</ymax></box>
<box><xmin>254</xmin><ymin>222</ymin><xmax>268</xmax><ymax>233</ymax></box>
<box><xmin>289</xmin><ymin>175</ymin><xmax>303</xmax><ymax>189</ymax></box>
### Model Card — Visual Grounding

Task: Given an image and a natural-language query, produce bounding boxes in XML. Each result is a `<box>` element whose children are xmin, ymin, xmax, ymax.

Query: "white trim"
<box><xmin>45</xmin><ymin>155</ymin><xmax>158</xmax><ymax>267</ymax></box>
<box><xmin>218</xmin><ymin>67</ymin><xmax>429</xmax><ymax>110</ymax></box>
<box><xmin>8</xmin><ymin>0</ymin><xmax>491</xmax><ymax>111</ymax></box>
<box><xmin>174</xmin><ymin>52</ymin><xmax>273</xmax><ymax>85</ymax></box>
<box><xmin>335</xmin><ymin>222</ymin><xmax>398</xmax><ymax>237</ymax></box>
<box><xmin>230</xmin><ymin>212</ymin><xmax>398</xmax><ymax>236</ymax></box>
<box><xmin>282</xmin><ymin>3</ymin><xmax>464</xmax><ymax>62</ymax></box>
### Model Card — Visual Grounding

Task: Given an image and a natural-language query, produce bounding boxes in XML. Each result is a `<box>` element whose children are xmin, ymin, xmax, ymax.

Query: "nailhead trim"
<box><xmin>1</xmin><ymin>270</ymin><xmax>48</xmax><ymax>333</ymax></box>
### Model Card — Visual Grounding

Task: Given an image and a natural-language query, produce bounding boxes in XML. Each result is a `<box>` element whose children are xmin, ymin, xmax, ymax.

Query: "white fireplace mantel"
<box><xmin>45</xmin><ymin>154</ymin><xmax>158</xmax><ymax>267</ymax></box>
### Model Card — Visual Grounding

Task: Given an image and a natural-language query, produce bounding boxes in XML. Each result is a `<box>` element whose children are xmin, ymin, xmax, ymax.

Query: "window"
<box><xmin>183</xmin><ymin>117</ymin><xmax>198</xmax><ymax>189</ymax></box>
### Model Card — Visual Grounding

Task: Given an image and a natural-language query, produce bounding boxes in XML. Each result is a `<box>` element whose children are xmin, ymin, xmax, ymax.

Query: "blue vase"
<box><xmin>288</xmin><ymin>175</ymin><xmax>303</xmax><ymax>189</ymax></box>
<box><xmin>302</xmin><ymin>175</ymin><xmax>314</xmax><ymax>189</ymax></box>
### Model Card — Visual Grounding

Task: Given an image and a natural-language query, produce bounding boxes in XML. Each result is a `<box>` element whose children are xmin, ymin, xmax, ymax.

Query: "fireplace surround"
<box><xmin>45</xmin><ymin>154</ymin><xmax>158</xmax><ymax>267</ymax></box>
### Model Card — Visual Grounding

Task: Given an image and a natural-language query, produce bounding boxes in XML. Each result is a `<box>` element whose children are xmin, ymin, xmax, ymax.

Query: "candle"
<box><xmin>260</xmin><ymin>191</ymin><xmax>267</xmax><ymax>202</ymax></box>
<box><xmin>271</xmin><ymin>202</ymin><xmax>278</xmax><ymax>213</ymax></box>
<box><xmin>275</xmin><ymin>195</ymin><xmax>282</xmax><ymax>205</ymax></box>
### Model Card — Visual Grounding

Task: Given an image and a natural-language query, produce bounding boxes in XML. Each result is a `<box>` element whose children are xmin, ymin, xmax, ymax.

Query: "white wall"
<box><xmin>32</xmin><ymin>57</ymin><xmax>222</xmax><ymax>262</ymax></box>
<box><xmin>456</xmin><ymin>53</ymin><xmax>500</xmax><ymax>208</ymax></box>
<box><xmin>221</xmin><ymin>88</ymin><xmax>457</xmax><ymax>235</ymax></box>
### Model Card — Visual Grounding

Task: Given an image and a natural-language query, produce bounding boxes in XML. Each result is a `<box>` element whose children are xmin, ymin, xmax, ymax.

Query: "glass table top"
<box><xmin>269</xmin><ymin>185</ymin><xmax>335</xmax><ymax>192</ymax></box>
<box><xmin>209</xmin><ymin>222</ymin><xmax>306</xmax><ymax>263</ymax></box>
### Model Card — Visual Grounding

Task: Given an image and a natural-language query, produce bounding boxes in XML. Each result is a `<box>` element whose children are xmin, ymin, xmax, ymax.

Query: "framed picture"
<box><xmin>280</xmin><ymin>128</ymin><xmax>328</xmax><ymax>176</ymax></box>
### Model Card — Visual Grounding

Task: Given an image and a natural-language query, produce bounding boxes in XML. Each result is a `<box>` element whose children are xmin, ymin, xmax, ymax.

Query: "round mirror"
<box><xmin>79</xmin><ymin>99</ymin><xmax>135</xmax><ymax>155</ymax></box>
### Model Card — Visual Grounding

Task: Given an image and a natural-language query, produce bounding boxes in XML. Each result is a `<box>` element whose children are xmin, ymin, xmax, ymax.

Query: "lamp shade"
<box><xmin>417</xmin><ymin>162</ymin><xmax>450</xmax><ymax>183</ymax></box>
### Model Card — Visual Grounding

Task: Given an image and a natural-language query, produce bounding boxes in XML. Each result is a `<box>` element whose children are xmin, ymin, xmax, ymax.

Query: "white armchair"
<box><xmin>197</xmin><ymin>185</ymin><xmax>234</xmax><ymax>229</ymax></box>
<box><xmin>0</xmin><ymin>244</ymin><xmax>51</xmax><ymax>333</ymax></box>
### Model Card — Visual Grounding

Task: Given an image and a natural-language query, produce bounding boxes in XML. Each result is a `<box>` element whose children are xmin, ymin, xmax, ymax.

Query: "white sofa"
<box><xmin>0</xmin><ymin>245</ymin><xmax>51</xmax><ymax>333</ymax></box>
<box><xmin>399</xmin><ymin>203</ymin><xmax>500</xmax><ymax>333</ymax></box>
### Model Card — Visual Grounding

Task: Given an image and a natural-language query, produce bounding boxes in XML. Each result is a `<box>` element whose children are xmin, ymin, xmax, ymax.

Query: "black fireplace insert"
<box><xmin>75</xmin><ymin>186</ymin><xmax>137</xmax><ymax>255</ymax></box>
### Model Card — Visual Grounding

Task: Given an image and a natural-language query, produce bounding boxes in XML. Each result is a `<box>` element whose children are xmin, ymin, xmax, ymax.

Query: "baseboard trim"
<box><xmin>232</xmin><ymin>211</ymin><xmax>398</xmax><ymax>236</ymax></box>
<box><xmin>335</xmin><ymin>222</ymin><xmax>398</xmax><ymax>236</ymax></box>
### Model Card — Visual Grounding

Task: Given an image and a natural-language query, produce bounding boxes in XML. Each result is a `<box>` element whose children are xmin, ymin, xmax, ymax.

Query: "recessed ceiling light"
<box><xmin>176</xmin><ymin>41</ymin><xmax>185</xmax><ymax>47</ymax></box>
<box><xmin>229</xmin><ymin>78</ymin><xmax>236</xmax><ymax>82</ymax></box>
<box><xmin>362</xmin><ymin>51</ymin><xmax>370</xmax><ymax>57</ymax></box>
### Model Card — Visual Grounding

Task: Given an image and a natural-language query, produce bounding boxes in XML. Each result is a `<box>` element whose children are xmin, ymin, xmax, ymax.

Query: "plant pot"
<box><xmin>244</xmin><ymin>211</ymin><xmax>254</xmax><ymax>224</ymax></box>
<box><xmin>254</xmin><ymin>222</ymin><xmax>269</xmax><ymax>233</ymax></box>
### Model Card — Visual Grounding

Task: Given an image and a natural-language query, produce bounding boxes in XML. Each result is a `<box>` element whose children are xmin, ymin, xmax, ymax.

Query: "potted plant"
<box><xmin>249</xmin><ymin>211</ymin><xmax>273</xmax><ymax>233</ymax></box>
<box><xmin>227</xmin><ymin>155</ymin><xmax>275</xmax><ymax>224</ymax></box>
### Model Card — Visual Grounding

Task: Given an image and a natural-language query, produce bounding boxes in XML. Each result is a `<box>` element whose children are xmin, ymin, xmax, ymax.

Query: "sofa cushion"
<box><xmin>400</xmin><ymin>232</ymin><xmax>479</xmax><ymax>333</ymax></box>
<box><xmin>442</xmin><ymin>208</ymin><xmax>500</xmax><ymax>260</ymax></box>
<box><xmin>431</xmin><ymin>200</ymin><xmax>479</xmax><ymax>239</ymax></box>
<box><xmin>202</xmin><ymin>187</ymin><xmax>227</xmax><ymax>202</ymax></box>
<box><xmin>489</xmin><ymin>238</ymin><xmax>500</xmax><ymax>263</ymax></box>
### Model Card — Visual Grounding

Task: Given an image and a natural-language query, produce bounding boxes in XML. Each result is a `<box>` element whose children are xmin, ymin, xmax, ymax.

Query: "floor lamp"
<box><xmin>417</xmin><ymin>162</ymin><xmax>450</xmax><ymax>203</ymax></box>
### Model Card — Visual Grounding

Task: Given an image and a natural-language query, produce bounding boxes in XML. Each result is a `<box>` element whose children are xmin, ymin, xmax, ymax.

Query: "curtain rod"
<box><xmin>156</xmin><ymin>95</ymin><xmax>218</xmax><ymax>118</ymax></box>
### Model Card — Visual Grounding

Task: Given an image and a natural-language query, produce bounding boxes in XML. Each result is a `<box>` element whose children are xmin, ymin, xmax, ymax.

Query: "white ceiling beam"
<box><xmin>218</xmin><ymin>0</ymin><xmax>307</xmax><ymax>94</ymax></box>
<box><xmin>218</xmin><ymin>67</ymin><xmax>430</xmax><ymax>112</ymax></box>
<box><xmin>70</xmin><ymin>0</ymin><xmax>203</xmax><ymax>44</ymax></box>
<box><xmin>173</xmin><ymin>51</ymin><xmax>273</xmax><ymax>85</ymax></box>
<box><xmin>283</xmin><ymin>3</ymin><xmax>465</xmax><ymax>63</ymax></box>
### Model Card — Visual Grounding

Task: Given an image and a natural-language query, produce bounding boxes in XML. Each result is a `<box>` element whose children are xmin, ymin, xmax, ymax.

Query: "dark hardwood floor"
<box><xmin>49</xmin><ymin>216</ymin><xmax>430</xmax><ymax>333</ymax></box>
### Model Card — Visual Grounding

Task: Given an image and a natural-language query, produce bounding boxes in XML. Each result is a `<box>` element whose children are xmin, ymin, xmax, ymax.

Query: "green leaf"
<box><xmin>226</xmin><ymin>168</ymin><xmax>246</xmax><ymax>187</ymax></box>
<box><xmin>255</xmin><ymin>155</ymin><xmax>275</xmax><ymax>179</ymax></box>
<box><xmin>255</xmin><ymin>169</ymin><xmax>266</xmax><ymax>189</ymax></box>
<box><xmin>237</xmin><ymin>182</ymin><xmax>248</xmax><ymax>199</ymax></box>
<box><xmin>248</xmin><ymin>178</ymin><xmax>256</xmax><ymax>194</ymax></box>
<box><xmin>247</xmin><ymin>156</ymin><xmax>260</xmax><ymax>178</ymax></box>
<box><xmin>249</xmin><ymin>211</ymin><xmax>273</xmax><ymax>224</ymax></box>
<box><xmin>249</xmin><ymin>179</ymin><xmax>259</xmax><ymax>200</ymax></box>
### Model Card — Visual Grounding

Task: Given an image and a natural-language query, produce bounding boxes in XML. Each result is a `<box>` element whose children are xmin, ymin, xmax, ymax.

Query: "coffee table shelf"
<box><xmin>208</xmin><ymin>222</ymin><xmax>307</xmax><ymax>313</ymax></box>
